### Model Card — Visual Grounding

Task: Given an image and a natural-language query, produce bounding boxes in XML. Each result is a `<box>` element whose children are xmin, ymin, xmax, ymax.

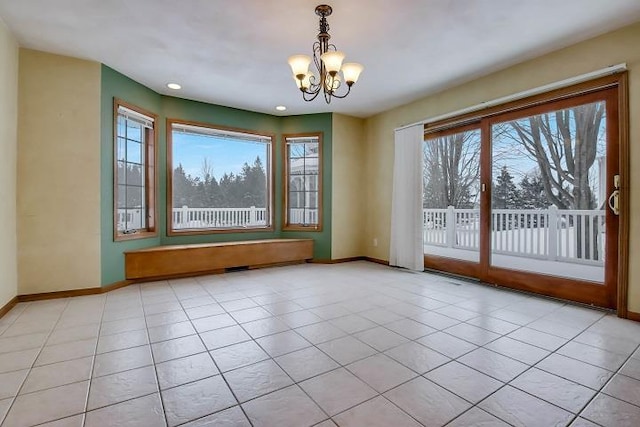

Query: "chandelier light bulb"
<box><xmin>341</xmin><ymin>63</ymin><xmax>364</xmax><ymax>85</ymax></box>
<box><xmin>320</xmin><ymin>51</ymin><xmax>345</xmax><ymax>75</ymax></box>
<box><xmin>288</xmin><ymin>55</ymin><xmax>312</xmax><ymax>79</ymax></box>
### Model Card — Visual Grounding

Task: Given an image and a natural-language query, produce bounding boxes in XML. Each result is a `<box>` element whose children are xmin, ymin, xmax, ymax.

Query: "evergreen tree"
<box><xmin>519</xmin><ymin>172</ymin><xmax>550</xmax><ymax>209</ymax></box>
<box><xmin>492</xmin><ymin>166</ymin><xmax>521</xmax><ymax>209</ymax></box>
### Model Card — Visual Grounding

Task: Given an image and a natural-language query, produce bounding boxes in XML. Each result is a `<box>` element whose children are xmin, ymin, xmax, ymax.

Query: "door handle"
<box><xmin>608</xmin><ymin>189</ymin><xmax>620</xmax><ymax>216</ymax></box>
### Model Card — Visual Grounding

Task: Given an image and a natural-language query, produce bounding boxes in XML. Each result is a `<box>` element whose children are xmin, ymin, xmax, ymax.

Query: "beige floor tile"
<box><xmin>21</xmin><ymin>357</ymin><xmax>93</xmax><ymax>394</ymax></box>
<box><xmin>557</xmin><ymin>341</ymin><xmax>628</xmax><ymax>371</ymax></box>
<box><xmin>620</xmin><ymin>357</ymin><xmax>640</xmax><ymax>380</ymax></box>
<box><xmin>508</xmin><ymin>327</ymin><xmax>568</xmax><ymax>351</ymax></box>
<box><xmin>384</xmin><ymin>341</ymin><xmax>450</xmax><ymax>374</ymax></box>
<box><xmin>151</xmin><ymin>334</ymin><xmax>206</xmax><ymax>363</ymax></box>
<box><xmin>411</xmin><ymin>311</ymin><xmax>460</xmax><ymax>330</ymax></box>
<box><xmin>0</xmin><ymin>333</ymin><xmax>48</xmax><ymax>354</ymax></box>
<box><xmin>224</xmin><ymin>359</ymin><xmax>294</xmax><ymax>402</ymax></box>
<box><xmin>96</xmin><ymin>329</ymin><xmax>149</xmax><ymax>354</ymax></box>
<box><xmin>93</xmin><ymin>345</ymin><xmax>153</xmax><ymax>377</ymax></box>
<box><xmin>156</xmin><ymin>353</ymin><xmax>219</xmax><ymax>390</ymax></box>
<box><xmin>526</xmin><ymin>318</ymin><xmax>585</xmax><ymax>339</ymax></box>
<box><xmin>242</xmin><ymin>317</ymin><xmax>290</xmax><ymax>339</ymax></box>
<box><xmin>384</xmin><ymin>376</ymin><xmax>470</xmax><ymax>427</ymax></box>
<box><xmin>346</xmin><ymin>354</ymin><xmax>416</xmax><ymax>393</ymax></box>
<box><xmin>581</xmin><ymin>394</ymin><xmax>640</xmax><ymax>427</ymax></box>
<box><xmin>300</xmin><ymin>368</ymin><xmax>377</xmax><ymax>416</ymax></box>
<box><xmin>295</xmin><ymin>322</ymin><xmax>347</xmax><ymax>345</ymax></box>
<box><xmin>466</xmin><ymin>315</ymin><xmax>520</xmax><ymax>335</ymax></box>
<box><xmin>99</xmin><ymin>317</ymin><xmax>146</xmax><ymax>336</ymax></box>
<box><xmin>242</xmin><ymin>385</ymin><xmax>326</xmax><ymax>427</ymax></box>
<box><xmin>1</xmin><ymin>348</ymin><xmax>40</xmax><ymax>373</ymax></box>
<box><xmin>570</xmin><ymin>417</ymin><xmax>601</xmax><ymax>427</ymax></box>
<box><xmin>511</xmin><ymin>368</ymin><xmax>596</xmax><ymax>413</ymax></box>
<box><xmin>148</xmin><ymin>321</ymin><xmax>196</xmax><ymax>343</ymax></box>
<box><xmin>145</xmin><ymin>310</ymin><xmax>188</xmax><ymax>328</ymax></box>
<box><xmin>278</xmin><ymin>310</ymin><xmax>323</xmax><ymax>328</ymax></box>
<box><xmin>444</xmin><ymin>323</ymin><xmax>501</xmax><ymax>346</ymax></box>
<box><xmin>334</xmin><ymin>395</ymin><xmax>421</xmax><ymax>427</ymax></box>
<box><xmin>38</xmin><ymin>414</ymin><xmax>85</xmax><ymax>426</ymax></box>
<box><xmin>435</xmin><ymin>306</ymin><xmax>478</xmax><ymax>322</ymax></box>
<box><xmin>484</xmin><ymin>336</ymin><xmax>550</xmax><ymax>365</ymax></box>
<box><xmin>185</xmin><ymin>302</ymin><xmax>225</xmax><ymax>319</ymax></box>
<box><xmin>87</xmin><ymin>365</ymin><xmax>157</xmax><ymax>410</ymax></box>
<box><xmin>425</xmin><ymin>361</ymin><xmax>503</xmax><ymax>403</ymax></box>
<box><xmin>0</xmin><ymin>369</ymin><xmax>29</xmax><ymax>399</ymax></box>
<box><xmin>35</xmin><ymin>339</ymin><xmax>96</xmax><ymax>366</ymax></box>
<box><xmin>200</xmin><ymin>325</ymin><xmax>251</xmax><ymax>350</ymax></box>
<box><xmin>230</xmin><ymin>307</ymin><xmax>272</xmax><ymax>324</ymax></box>
<box><xmin>536</xmin><ymin>353</ymin><xmax>613</xmax><ymax>389</ymax></box>
<box><xmin>85</xmin><ymin>393</ymin><xmax>165</xmax><ymax>427</ymax></box>
<box><xmin>3</xmin><ymin>381</ymin><xmax>89</xmax><ymax>427</ymax></box>
<box><xmin>458</xmin><ymin>348</ymin><xmax>528</xmax><ymax>382</ymax></box>
<box><xmin>359</xmin><ymin>308</ymin><xmax>404</xmax><ymax>324</ymax></box>
<box><xmin>417</xmin><ymin>331</ymin><xmax>477</xmax><ymax>358</ymax></box>
<box><xmin>210</xmin><ymin>340</ymin><xmax>269</xmax><ymax>372</ymax></box>
<box><xmin>47</xmin><ymin>324</ymin><xmax>99</xmax><ymax>346</ymax></box>
<box><xmin>317</xmin><ymin>335</ymin><xmax>377</xmax><ymax>365</ymax></box>
<box><xmin>220</xmin><ymin>298</ymin><xmax>258</xmax><ymax>312</ymax></box>
<box><xmin>255</xmin><ymin>330</ymin><xmax>311</xmax><ymax>357</ymax></box>
<box><xmin>2</xmin><ymin>320</ymin><xmax>53</xmax><ymax>337</ymax></box>
<box><xmin>329</xmin><ymin>314</ymin><xmax>377</xmax><ymax>334</ymax></box>
<box><xmin>0</xmin><ymin>397</ymin><xmax>10</xmax><ymax>424</ymax></box>
<box><xmin>573</xmin><ymin>331</ymin><xmax>638</xmax><ymax>357</ymax></box>
<box><xmin>182</xmin><ymin>406</ymin><xmax>250</xmax><ymax>426</ymax></box>
<box><xmin>162</xmin><ymin>375</ymin><xmax>237</xmax><ymax>427</ymax></box>
<box><xmin>384</xmin><ymin>318</ymin><xmax>436</xmax><ymax>340</ymax></box>
<box><xmin>275</xmin><ymin>346</ymin><xmax>339</xmax><ymax>382</ymax></box>
<box><xmin>602</xmin><ymin>374</ymin><xmax>640</xmax><ymax>407</ymax></box>
<box><xmin>446</xmin><ymin>407</ymin><xmax>510</xmax><ymax>426</ymax></box>
<box><xmin>354</xmin><ymin>326</ymin><xmax>409</xmax><ymax>351</ymax></box>
<box><xmin>479</xmin><ymin>385</ymin><xmax>573</xmax><ymax>427</ymax></box>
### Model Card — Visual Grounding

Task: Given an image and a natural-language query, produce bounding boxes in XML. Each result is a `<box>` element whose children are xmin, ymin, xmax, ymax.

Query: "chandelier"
<box><xmin>288</xmin><ymin>4</ymin><xmax>364</xmax><ymax>104</ymax></box>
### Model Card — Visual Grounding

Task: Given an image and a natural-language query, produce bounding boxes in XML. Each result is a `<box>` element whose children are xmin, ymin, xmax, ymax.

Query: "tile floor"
<box><xmin>0</xmin><ymin>261</ymin><xmax>639</xmax><ymax>426</ymax></box>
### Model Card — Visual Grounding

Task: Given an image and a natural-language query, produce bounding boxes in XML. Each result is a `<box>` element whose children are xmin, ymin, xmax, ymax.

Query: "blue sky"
<box><xmin>172</xmin><ymin>133</ymin><xmax>267</xmax><ymax>180</ymax></box>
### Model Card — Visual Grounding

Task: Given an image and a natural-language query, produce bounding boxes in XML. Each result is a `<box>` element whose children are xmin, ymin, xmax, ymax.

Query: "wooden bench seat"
<box><xmin>124</xmin><ymin>238</ymin><xmax>314</xmax><ymax>280</ymax></box>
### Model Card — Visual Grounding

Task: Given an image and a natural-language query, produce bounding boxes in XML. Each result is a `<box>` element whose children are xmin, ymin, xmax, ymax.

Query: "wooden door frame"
<box><xmin>423</xmin><ymin>72</ymin><xmax>629</xmax><ymax>315</ymax></box>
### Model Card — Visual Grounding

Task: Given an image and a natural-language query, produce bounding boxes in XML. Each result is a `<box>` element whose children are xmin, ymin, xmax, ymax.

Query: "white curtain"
<box><xmin>389</xmin><ymin>125</ymin><xmax>424</xmax><ymax>271</ymax></box>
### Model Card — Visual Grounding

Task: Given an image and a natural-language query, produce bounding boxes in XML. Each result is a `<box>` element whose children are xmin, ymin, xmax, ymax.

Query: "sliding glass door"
<box><xmin>422</xmin><ymin>76</ymin><xmax>624</xmax><ymax>309</ymax></box>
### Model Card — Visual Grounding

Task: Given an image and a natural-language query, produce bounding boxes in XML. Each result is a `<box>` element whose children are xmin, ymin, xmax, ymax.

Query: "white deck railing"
<box><xmin>424</xmin><ymin>206</ymin><xmax>605</xmax><ymax>266</ymax></box>
<box><xmin>117</xmin><ymin>207</ymin><xmax>319</xmax><ymax>230</ymax></box>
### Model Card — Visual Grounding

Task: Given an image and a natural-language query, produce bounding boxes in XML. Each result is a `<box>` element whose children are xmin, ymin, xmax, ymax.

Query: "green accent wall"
<box><xmin>100</xmin><ymin>66</ymin><xmax>162</xmax><ymax>285</ymax></box>
<box><xmin>281</xmin><ymin>114</ymin><xmax>333</xmax><ymax>259</ymax></box>
<box><xmin>100</xmin><ymin>65</ymin><xmax>333</xmax><ymax>285</ymax></box>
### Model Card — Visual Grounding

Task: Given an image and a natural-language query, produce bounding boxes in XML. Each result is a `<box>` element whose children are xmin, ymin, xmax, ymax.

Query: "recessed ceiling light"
<box><xmin>276</xmin><ymin>105</ymin><xmax>287</xmax><ymax>111</ymax></box>
<box><xmin>167</xmin><ymin>83</ymin><xmax>181</xmax><ymax>90</ymax></box>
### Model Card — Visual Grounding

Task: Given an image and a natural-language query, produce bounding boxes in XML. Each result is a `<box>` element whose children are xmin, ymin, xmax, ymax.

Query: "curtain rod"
<box><xmin>394</xmin><ymin>63</ymin><xmax>627</xmax><ymax>132</ymax></box>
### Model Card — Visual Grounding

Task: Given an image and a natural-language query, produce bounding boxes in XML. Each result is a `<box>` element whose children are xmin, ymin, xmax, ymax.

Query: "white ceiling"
<box><xmin>1</xmin><ymin>0</ymin><xmax>640</xmax><ymax>118</ymax></box>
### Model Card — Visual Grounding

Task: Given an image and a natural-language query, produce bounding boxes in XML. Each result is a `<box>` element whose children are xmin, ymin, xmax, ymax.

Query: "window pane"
<box><xmin>171</xmin><ymin>124</ymin><xmax>271</xmax><ymax>231</ymax></box>
<box><xmin>126</xmin><ymin>185</ymin><xmax>143</xmax><ymax>207</ymax></box>
<box><xmin>423</xmin><ymin>129</ymin><xmax>481</xmax><ymax>262</ymax></box>
<box><xmin>127</xmin><ymin>121</ymin><xmax>142</xmax><ymax>142</ymax></box>
<box><xmin>117</xmin><ymin>184</ymin><xmax>127</xmax><ymax>208</ymax></box>
<box><xmin>285</xmin><ymin>137</ymin><xmax>321</xmax><ymax>226</ymax></box>
<box><xmin>126</xmin><ymin>163</ymin><xmax>144</xmax><ymax>187</ymax></box>
<box><xmin>127</xmin><ymin>140</ymin><xmax>143</xmax><ymax>164</ymax></box>
<box><xmin>116</xmin><ymin>137</ymin><xmax>126</xmax><ymax>162</ymax></box>
<box><xmin>489</xmin><ymin>100</ymin><xmax>606</xmax><ymax>282</ymax></box>
<box><xmin>116</xmin><ymin>161</ymin><xmax>126</xmax><ymax>185</ymax></box>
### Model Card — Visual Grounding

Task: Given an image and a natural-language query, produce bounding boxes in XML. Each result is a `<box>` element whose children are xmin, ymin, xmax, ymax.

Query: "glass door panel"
<box><xmin>423</xmin><ymin>128</ymin><xmax>481</xmax><ymax>263</ymax></box>
<box><xmin>490</xmin><ymin>100</ymin><xmax>607</xmax><ymax>282</ymax></box>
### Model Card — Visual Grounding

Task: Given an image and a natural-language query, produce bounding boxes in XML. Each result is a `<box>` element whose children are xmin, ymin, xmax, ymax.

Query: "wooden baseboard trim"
<box><xmin>364</xmin><ymin>257</ymin><xmax>390</xmax><ymax>266</ymax></box>
<box><xmin>626</xmin><ymin>311</ymin><xmax>640</xmax><ymax>322</ymax></box>
<box><xmin>17</xmin><ymin>280</ymin><xmax>132</xmax><ymax>303</ymax></box>
<box><xmin>311</xmin><ymin>257</ymin><xmax>366</xmax><ymax>264</ymax></box>
<box><xmin>0</xmin><ymin>296</ymin><xmax>18</xmax><ymax>319</ymax></box>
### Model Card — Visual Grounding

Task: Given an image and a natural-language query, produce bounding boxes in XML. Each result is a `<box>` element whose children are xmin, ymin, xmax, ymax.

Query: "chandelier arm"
<box><xmin>328</xmin><ymin>84</ymin><xmax>352</xmax><ymax>99</ymax></box>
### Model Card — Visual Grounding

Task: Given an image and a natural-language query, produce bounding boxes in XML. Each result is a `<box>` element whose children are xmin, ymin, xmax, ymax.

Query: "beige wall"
<box><xmin>332</xmin><ymin>114</ymin><xmax>366</xmax><ymax>259</ymax></box>
<box><xmin>363</xmin><ymin>22</ymin><xmax>640</xmax><ymax>312</ymax></box>
<box><xmin>0</xmin><ymin>20</ymin><xmax>18</xmax><ymax>308</ymax></box>
<box><xmin>18</xmin><ymin>49</ymin><xmax>102</xmax><ymax>294</ymax></box>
